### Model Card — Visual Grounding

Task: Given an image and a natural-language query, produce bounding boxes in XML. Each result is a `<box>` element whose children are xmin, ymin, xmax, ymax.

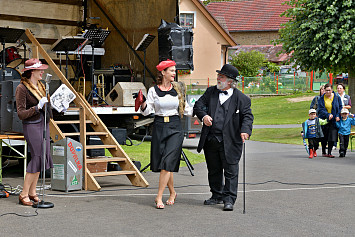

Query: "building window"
<box><xmin>180</xmin><ymin>12</ymin><xmax>195</xmax><ymax>28</ymax></box>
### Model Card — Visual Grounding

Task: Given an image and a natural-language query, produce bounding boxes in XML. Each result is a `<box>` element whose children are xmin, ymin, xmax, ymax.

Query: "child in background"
<box><xmin>302</xmin><ymin>109</ymin><xmax>328</xmax><ymax>158</ymax></box>
<box><xmin>335</xmin><ymin>108</ymin><xmax>355</xmax><ymax>157</ymax></box>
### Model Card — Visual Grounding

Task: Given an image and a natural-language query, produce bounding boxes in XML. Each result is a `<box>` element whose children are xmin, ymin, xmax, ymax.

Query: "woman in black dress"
<box><xmin>137</xmin><ymin>59</ymin><xmax>192</xmax><ymax>209</ymax></box>
<box><xmin>15</xmin><ymin>58</ymin><xmax>53</xmax><ymax>206</ymax></box>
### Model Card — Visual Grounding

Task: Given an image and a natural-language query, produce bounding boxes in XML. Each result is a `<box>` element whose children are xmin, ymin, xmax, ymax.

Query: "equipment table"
<box><xmin>0</xmin><ymin>135</ymin><xmax>27</xmax><ymax>183</ymax></box>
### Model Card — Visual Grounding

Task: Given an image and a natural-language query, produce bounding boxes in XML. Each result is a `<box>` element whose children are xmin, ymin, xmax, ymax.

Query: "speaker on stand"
<box><xmin>158</xmin><ymin>20</ymin><xmax>193</xmax><ymax>70</ymax></box>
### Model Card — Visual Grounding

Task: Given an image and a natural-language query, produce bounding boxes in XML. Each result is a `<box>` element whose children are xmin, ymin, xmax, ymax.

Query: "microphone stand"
<box><xmin>33</xmin><ymin>73</ymin><xmax>54</xmax><ymax>208</ymax></box>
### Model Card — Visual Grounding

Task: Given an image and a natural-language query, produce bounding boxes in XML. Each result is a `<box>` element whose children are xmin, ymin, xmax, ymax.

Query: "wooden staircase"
<box><xmin>25</xmin><ymin>29</ymin><xmax>149</xmax><ymax>191</ymax></box>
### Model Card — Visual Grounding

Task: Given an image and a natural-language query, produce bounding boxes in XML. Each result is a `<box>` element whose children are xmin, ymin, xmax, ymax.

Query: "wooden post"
<box><xmin>242</xmin><ymin>76</ymin><xmax>245</xmax><ymax>94</ymax></box>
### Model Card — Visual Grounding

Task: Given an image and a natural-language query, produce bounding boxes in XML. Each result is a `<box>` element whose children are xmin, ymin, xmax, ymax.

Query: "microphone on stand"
<box><xmin>33</xmin><ymin>73</ymin><xmax>54</xmax><ymax>209</ymax></box>
<box><xmin>45</xmin><ymin>73</ymin><xmax>52</xmax><ymax>84</ymax></box>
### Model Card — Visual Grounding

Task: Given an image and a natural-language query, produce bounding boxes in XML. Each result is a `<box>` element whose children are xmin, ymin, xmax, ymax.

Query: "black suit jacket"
<box><xmin>193</xmin><ymin>86</ymin><xmax>253</xmax><ymax>164</ymax></box>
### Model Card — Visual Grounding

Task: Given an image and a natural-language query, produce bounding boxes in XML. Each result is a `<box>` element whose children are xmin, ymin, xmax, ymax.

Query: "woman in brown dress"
<box><xmin>15</xmin><ymin>58</ymin><xmax>53</xmax><ymax>206</ymax></box>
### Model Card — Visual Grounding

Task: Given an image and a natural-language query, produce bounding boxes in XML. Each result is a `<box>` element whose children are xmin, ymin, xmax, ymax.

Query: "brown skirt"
<box><xmin>23</xmin><ymin>115</ymin><xmax>53</xmax><ymax>173</ymax></box>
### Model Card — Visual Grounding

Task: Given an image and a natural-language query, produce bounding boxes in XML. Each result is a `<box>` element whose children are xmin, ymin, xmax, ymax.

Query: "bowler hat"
<box><xmin>216</xmin><ymin>64</ymin><xmax>239</xmax><ymax>81</ymax></box>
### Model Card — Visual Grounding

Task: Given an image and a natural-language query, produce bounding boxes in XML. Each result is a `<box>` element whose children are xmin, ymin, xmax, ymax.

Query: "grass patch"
<box><xmin>251</xmin><ymin>92</ymin><xmax>316</xmax><ymax>125</ymax></box>
<box><xmin>251</xmin><ymin>127</ymin><xmax>303</xmax><ymax>145</ymax></box>
<box><xmin>106</xmin><ymin>141</ymin><xmax>205</xmax><ymax>170</ymax></box>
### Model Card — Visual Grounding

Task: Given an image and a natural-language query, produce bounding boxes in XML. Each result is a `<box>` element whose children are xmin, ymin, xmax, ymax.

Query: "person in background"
<box><xmin>193</xmin><ymin>64</ymin><xmax>253</xmax><ymax>211</ymax></box>
<box><xmin>135</xmin><ymin>59</ymin><xmax>192</xmax><ymax>209</ymax></box>
<box><xmin>335</xmin><ymin>108</ymin><xmax>355</xmax><ymax>157</ymax></box>
<box><xmin>337</xmin><ymin>83</ymin><xmax>351</xmax><ymax>110</ymax></box>
<box><xmin>15</xmin><ymin>58</ymin><xmax>53</xmax><ymax>206</ymax></box>
<box><xmin>318</xmin><ymin>83</ymin><xmax>342</xmax><ymax>158</ymax></box>
<box><xmin>310</xmin><ymin>85</ymin><xmax>325</xmax><ymax>115</ymax></box>
<box><xmin>302</xmin><ymin>109</ymin><xmax>328</xmax><ymax>158</ymax></box>
<box><xmin>334</xmin><ymin>83</ymin><xmax>351</xmax><ymax>150</ymax></box>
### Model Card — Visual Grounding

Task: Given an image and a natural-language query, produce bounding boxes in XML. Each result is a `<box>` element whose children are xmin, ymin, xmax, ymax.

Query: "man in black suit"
<box><xmin>193</xmin><ymin>64</ymin><xmax>253</xmax><ymax>211</ymax></box>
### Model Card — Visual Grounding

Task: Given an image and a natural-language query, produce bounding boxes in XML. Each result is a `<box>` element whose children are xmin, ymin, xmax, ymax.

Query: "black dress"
<box><xmin>142</xmin><ymin>85</ymin><xmax>184</xmax><ymax>172</ymax></box>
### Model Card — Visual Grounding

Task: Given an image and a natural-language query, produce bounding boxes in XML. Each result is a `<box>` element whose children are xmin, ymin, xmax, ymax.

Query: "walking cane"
<box><xmin>243</xmin><ymin>142</ymin><xmax>246</xmax><ymax>214</ymax></box>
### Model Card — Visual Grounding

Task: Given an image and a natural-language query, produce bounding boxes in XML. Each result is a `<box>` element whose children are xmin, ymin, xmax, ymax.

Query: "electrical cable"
<box><xmin>0</xmin><ymin>183</ymin><xmax>39</xmax><ymax>217</ymax></box>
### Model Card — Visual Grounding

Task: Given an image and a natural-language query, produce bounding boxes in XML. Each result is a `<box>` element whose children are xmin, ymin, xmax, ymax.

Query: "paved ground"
<box><xmin>1</xmin><ymin>139</ymin><xmax>355</xmax><ymax>237</ymax></box>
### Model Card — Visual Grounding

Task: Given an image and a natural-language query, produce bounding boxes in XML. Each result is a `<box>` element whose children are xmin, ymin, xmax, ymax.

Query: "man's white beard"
<box><xmin>217</xmin><ymin>80</ymin><xmax>228</xmax><ymax>90</ymax></box>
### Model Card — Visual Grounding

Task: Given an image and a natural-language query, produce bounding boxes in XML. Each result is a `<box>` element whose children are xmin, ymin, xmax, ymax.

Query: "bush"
<box><xmin>229</xmin><ymin>50</ymin><xmax>266</xmax><ymax>77</ymax></box>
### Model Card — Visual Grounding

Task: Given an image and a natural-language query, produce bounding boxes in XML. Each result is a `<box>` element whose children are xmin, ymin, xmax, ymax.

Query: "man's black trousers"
<box><xmin>203</xmin><ymin>136</ymin><xmax>239</xmax><ymax>205</ymax></box>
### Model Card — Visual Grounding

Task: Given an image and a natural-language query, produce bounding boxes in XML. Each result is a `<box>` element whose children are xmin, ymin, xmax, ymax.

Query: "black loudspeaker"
<box><xmin>87</xmin><ymin>136</ymin><xmax>105</xmax><ymax>157</ymax></box>
<box><xmin>1</xmin><ymin>80</ymin><xmax>22</xmax><ymax>133</ymax></box>
<box><xmin>109</xmin><ymin>128</ymin><xmax>127</xmax><ymax>145</ymax></box>
<box><xmin>158</xmin><ymin>20</ymin><xmax>194</xmax><ymax>70</ymax></box>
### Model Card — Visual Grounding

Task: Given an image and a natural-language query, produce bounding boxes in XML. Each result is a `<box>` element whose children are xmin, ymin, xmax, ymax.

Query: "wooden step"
<box><xmin>55</xmin><ymin>120</ymin><xmax>93</xmax><ymax>124</ymax></box>
<box><xmin>67</xmin><ymin>107</ymin><xmax>80</xmax><ymax>111</ymax></box>
<box><xmin>86</xmin><ymin>157</ymin><xmax>126</xmax><ymax>163</ymax></box>
<box><xmin>91</xmin><ymin>170</ymin><xmax>137</xmax><ymax>177</ymax></box>
<box><xmin>86</xmin><ymin>144</ymin><xmax>117</xmax><ymax>150</ymax></box>
<box><xmin>63</xmin><ymin>131</ymin><xmax>109</xmax><ymax>137</ymax></box>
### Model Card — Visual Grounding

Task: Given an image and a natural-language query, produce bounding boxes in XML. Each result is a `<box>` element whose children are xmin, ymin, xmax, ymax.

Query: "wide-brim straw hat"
<box><xmin>21</xmin><ymin>58</ymin><xmax>48</xmax><ymax>72</ymax></box>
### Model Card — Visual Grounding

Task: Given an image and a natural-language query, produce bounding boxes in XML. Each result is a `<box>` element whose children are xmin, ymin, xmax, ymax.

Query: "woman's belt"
<box><xmin>154</xmin><ymin>115</ymin><xmax>180</xmax><ymax>123</ymax></box>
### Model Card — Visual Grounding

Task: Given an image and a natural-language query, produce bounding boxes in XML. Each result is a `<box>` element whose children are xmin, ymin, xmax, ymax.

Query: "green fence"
<box><xmin>185</xmin><ymin>74</ymin><xmax>330</xmax><ymax>95</ymax></box>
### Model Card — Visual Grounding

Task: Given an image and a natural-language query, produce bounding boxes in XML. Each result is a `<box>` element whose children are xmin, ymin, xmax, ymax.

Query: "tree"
<box><xmin>276</xmin><ymin>0</ymin><xmax>355</xmax><ymax>110</ymax></box>
<box><xmin>229</xmin><ymin>50</ymin><xmax>266</xmax><ymax>77</ymax></box>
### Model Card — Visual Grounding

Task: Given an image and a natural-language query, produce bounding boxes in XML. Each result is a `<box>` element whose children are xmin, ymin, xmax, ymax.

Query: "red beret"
<box><xmin>156</xmin><ymin>59</ymin><xmax>176</xmax><ymax>71</ymax></box>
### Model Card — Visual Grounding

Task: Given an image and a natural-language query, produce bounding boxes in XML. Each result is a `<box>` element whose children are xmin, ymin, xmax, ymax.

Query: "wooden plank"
<box><xmin>32</xmin><ymin>46</ymin><xmax>39</xmax><ymax>59</ymax></box>
<box><xmin>86</xmin><ymin>145</ymin><xmax>117</xmax><ymax>150</ymax></box>
<box><xmin>55</xmin><ymin>120</ymin><xmax>93</xmax><ymax>124</ymax></box>
<box><xmin>63</xmin><ymin>131</ymin><xmax>108</xmax><ymax>137</ymax></box>
<box><xmin>0</xmin><ymin>20</ymin><xmax>78</xmax><ymax>40</ymax></box>
<box><xmin>0</xmin><ymin>0</ymin><xmax>80</xmax><ymax>22</ymax></box>
<box><xmin>86</xmin><ymin>157</ymin><xmax>126</xmax><ymax>163</ymax></box>
<box><xmin>80</xmin><ymin>106</ymin><xmax>88</xmax><ymax>190</ymax></box>
<box><xmin>0</xmin><ymin>14</ymin><xmax>78</xmax><ymax>27</ymax></box>
<box><xmin>30</xmin><ymin>0</ymin><xmax>83</xmax><ymax>6</ymax></box>
<box><xmin>86</xmin><ymin>169</ymin><xmax>101</xmax><ymax>191</ymax></box>
<box><xmin>0</xmin><ymin>135</ymin><xmax>24</xmax><ymax>140</ymax></box>
<box><xmin>49</xmin><ymin>119</ymin><xmax>65</xmax><ymax>143</ymax></box>
<box><xmin>91</xmin><ymin>171</ymin><xmax>137</xmax><ymax>177</ymax></box>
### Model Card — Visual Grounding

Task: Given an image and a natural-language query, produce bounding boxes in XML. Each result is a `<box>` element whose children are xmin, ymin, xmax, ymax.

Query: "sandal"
<box><xmin>29</xmin><ymin>194</ymin><xmax>41</xmax><ymax>204</ymax></box>
<box><xmin>155</xmin><ymin>199</ymin><xmax>165</xmax><ymax>209</ymax></box>
<box><xmin>166</xmin><ymin>193</ymin><xmax>177</xmax><ymax>206</ymax></box>
<box><xmin>19</xmin><ymin>195</ymin><xmax>33</xmax><ymax>206</ymax></box>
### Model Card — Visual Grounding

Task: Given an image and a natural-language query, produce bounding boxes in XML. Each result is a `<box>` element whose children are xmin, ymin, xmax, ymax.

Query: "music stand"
<box><xmin>51</xmin><ymin>37</ymin><xmax>88</xmax><ymax>79</ymax></box>
<box><xmin>135</xmin><ymin>34</ymin><xmax>155</xmax><ymax>85</ymax></box>
<box><xmin>0</xmin><ymin>27</ymin><xmax>26</xmax><ymax>81</ymax></box>
<box><xmin>140</xmin><ymin>150</ymin><xmax>194</xmax><ymax>176</ymax></box>
<box><xmin>83</xmin><ymin>29</ymin><xmax>110</xmax><ymax>105</ymax></box>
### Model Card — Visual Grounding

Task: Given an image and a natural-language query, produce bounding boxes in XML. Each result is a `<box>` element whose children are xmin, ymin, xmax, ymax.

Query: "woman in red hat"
<box><xmin>15</xmin><ymin>58</ymin><xmax>53</xmax><ymax>206</ymax></box>
<box><xmin>135</xmin><ymin>59</ymin><xmax>192</xmax><ymax>209</ymax></box>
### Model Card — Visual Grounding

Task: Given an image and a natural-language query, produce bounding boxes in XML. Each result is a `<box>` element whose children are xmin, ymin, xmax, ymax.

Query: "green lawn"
<box><xmin>250</xmin><ymin>127</ymin><xmax>303</xmax><ymax>145</ymax></box>
<box><xmin>107</xmin><ymin>141</ymin><xmax>205</xmax><ymax>170</ymax></box>
<box><xmin>251</xmin><ymin>92</ymin><xmax>316</xmax><ymax>125</ymax></box>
